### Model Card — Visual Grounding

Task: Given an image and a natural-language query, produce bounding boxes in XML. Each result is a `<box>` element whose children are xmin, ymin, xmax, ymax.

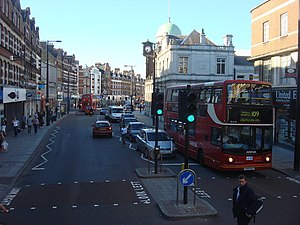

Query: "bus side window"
<box><xmin>199</xmin><ymin>89</ymin><xmax>205</xmax><ymax>103</ymax></box>
<box><xmin>211</xmin><ymin>127</ymin><xmax>221</xmax><ymax>146</ymax></box>
<box><xmin>212</xmin><ymin>88</ymin><xmax>222</xmax><ymax>104</ymax></box>
<box><xmin>205</xmin><ymin>89</ymin><xmax>212</xmax><ymax>103</ymax></box>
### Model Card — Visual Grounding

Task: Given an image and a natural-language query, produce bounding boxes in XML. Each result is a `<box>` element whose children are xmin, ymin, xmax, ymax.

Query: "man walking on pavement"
<box><xmin>12</xmin><ymin>117</ymin><xmax>19</xmax><ymax>137</ymax></box>
<box><xmin>27</xmin><ymin>115</ymin><xmax>33</xmax><ymax>134</ymax></box>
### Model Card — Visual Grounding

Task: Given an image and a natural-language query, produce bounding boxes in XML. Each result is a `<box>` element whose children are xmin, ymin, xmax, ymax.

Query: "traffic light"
<box><xmin>178</xmin><ymin>89</ymin><xmax>197</xmax><ymax>123</ymax></box>
<box><xmin>178</xmin><ymin>90</ymin><xmax>187</xmax><ymax>122</ymax></box>
<box><xmin>151</xmin><ymin>92</ymin><xmax>164</xmax><ymax>116</ymax></box>
<box><xmin>185</xmin><ymin>91</ymin><xmax>197</xmax><ymax>123</ymax></box>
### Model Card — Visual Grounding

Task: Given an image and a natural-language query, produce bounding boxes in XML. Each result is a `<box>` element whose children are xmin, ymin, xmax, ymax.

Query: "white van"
<box><xmin>108</xmin><ymin>106</ymin><xmax>124</xmax><ymax>122</ymax></box>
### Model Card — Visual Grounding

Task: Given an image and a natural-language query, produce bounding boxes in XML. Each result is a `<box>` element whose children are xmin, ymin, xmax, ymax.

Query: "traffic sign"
<box><xmin>179</xmin><ymin>169</ymin><xmax>195</xmax><ymax>186</ymax></box>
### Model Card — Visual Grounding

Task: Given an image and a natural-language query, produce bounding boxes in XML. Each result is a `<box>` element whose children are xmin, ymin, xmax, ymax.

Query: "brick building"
<box><xmin>249</xmin><ymin>0</ymin><xmax>298</xmax><ymax>147</ymax></box>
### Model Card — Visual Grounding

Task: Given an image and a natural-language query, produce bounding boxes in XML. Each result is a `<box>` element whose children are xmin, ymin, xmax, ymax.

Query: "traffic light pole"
<box><xmin>154</xmin><ymin>114</ymin><xmax>159</xmax><ymax>174</ymax></box>
<box><xmin>183</xmin><ymin>122</ymin><xmax>189</xmax><ymax>204</ymax></box>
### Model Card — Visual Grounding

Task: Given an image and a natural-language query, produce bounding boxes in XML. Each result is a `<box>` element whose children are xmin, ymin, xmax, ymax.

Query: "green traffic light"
<box><xmin>187</xmin><ymin>114</ymin><xmax>195</xmax><ymax>122</ymax></box>
<box><xmin>157</xmin><ymin>109</ymin><xmax>163</xmax><ymax>115</ymax></box>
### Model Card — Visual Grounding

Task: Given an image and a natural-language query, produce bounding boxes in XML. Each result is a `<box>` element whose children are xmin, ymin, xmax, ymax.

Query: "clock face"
<box><xmin>145</xmin><ymin>46</ymin><xmax>152</xmax><ymax>53</ymax></box>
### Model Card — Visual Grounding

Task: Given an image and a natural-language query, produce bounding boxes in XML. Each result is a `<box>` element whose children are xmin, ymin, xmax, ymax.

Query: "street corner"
<box><xmin>135</xmin><ymin>167</ymin><xmax>176</xmax><ymax>178</ymax></box>
<box><xmin>157</xmin><ymin>199</ymin><xmax>218</xmax><ymax>218</ymax></box>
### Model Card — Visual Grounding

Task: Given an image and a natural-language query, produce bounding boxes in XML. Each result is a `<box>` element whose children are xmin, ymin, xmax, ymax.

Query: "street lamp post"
<box><xmin>46</xmin><ymin>40</ymin><xmax>61</xmax><ymax>126</ymax></box>
<box><xmin>124</xmin><ymin>65</ymin><xmax>136</xmax><ymax>111</ymax></box>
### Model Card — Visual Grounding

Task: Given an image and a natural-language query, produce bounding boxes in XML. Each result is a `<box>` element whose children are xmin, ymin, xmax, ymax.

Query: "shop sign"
<box><xmin>3</xmin><ymin>87</ymin><xmax>26</xmax><ymax>103</ymax></box>
<box><xmin>285</xmin><ymin>68</ymin><xmax>296</xmax><ymax>78</ymax></box>
<box><xmin>273</xmin><ymin>89</ymin><xmax>297</xmax><ymax>105</ymax></box>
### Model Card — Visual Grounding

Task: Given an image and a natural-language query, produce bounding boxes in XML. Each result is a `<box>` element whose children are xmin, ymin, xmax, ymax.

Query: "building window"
<box><xmin>280</xmin><ymin>55</ymin><xmax>292</xmax><ymax>85</ymax></box>
<box><xmin>263</xmin><ymin>59</ymin><xmax>271</xmax><ymax>82</ymax></box>
<box><xmin>263</xmin><ymin>21</ymin><xmax>269</xmax><ymax>42</ymax></box>
<box><xmin>178</xmin><ymin>57</ymin><xmax>188</xmax><ymax>74</ymax></box>
<box><xmin>216</xmin><ymin>58</ymin><xmax>226</xmax><ymax>74</ymax></box>
<box><xmin>280</xmin><ymin>13</ymin><xmax>288</xmax><ymax>36</ymax></box>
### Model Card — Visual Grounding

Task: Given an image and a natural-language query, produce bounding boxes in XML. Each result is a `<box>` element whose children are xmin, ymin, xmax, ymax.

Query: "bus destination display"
<box><xmin>227</xmin><ymin>107</ymin><xmax>272</xmax><ymax>124</ymax></box>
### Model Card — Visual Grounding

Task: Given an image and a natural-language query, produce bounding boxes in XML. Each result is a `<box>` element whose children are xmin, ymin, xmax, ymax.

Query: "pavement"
<box><xmin>0</xmin><ymin>109</ymin><xmax>299</xmax><ymax>218</ymax></box>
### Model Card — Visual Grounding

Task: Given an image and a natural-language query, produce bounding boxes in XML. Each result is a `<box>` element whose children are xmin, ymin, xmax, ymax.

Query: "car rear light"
<box><xmin>265</xmin><ymin>156</ymin><xmax>270</xmax><ymax>162</ymax></box>
<box><xmin>228</xmin><ymin>157</ymin><xmax>234</xmax><ymax>163</ymax></box>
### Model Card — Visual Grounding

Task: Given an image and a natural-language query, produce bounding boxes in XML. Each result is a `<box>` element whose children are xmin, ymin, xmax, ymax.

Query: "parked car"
<box><xmin>136</xmin><ymin>129</ymin><xmax>177</xmax><ymax>158</ymax></box>
<box><xmin>127</xmin><ymin>122</ymin><xmax>147</xmax><ymax>142</ymax></box>
<box><xmin>107</xmin><ymin>106</ymin><xmax>124</xmax><ymax>122</ymax></box>
<box><xmin>100</xmin><ymin>107</ymin><xmax>109</xmax><ymax>115</ymax></box>
<box><xmin>119</xmin><ymin>117</ymin><xmax>138</xmax><ymax>130</ymax></box>
<box><xmin>92</xmin><ymin>120</ymin><xmax>112</xmax><ymax>138</ymax></box>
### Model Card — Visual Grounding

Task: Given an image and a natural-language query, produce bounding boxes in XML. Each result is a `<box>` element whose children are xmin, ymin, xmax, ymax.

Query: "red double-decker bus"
<box><xmin>164</xmin><ymin>80</ymin><xmax>273</xmax><ymax>171</ymax></box>
<box><xmin>81</xmin><ymin>94</ymin><xmax>96</xmax><ymax>112</ymax></box>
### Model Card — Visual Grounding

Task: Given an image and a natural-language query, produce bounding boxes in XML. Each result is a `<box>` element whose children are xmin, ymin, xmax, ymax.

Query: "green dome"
<box><xmin>156</xmin><ymin>21</ymin><xmax>181</xmax><ymax>38</ymax></box>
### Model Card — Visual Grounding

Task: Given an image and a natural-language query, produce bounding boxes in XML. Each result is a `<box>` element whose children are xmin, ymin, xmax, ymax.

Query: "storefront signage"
<box><xmin>285</xmin><ymin>68</ymin><xmax>296</xmax><ymax>78</ymax></box>
<box><xmin>227</xmin><ymin>107</ymin><xmax>272</xmax><ymax>124</ymax></box>
<box><xmin>273</xmin><ymin>89</ymin><xmax>297</xmax><ymax>105</ymax></box>
<box><xmin>3</xmin><ymin>87</ymin><xmax>26</xmax><ymax>103</ymax></box>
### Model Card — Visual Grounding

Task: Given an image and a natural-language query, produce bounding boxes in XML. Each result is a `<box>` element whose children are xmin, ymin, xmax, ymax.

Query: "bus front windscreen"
<box><xmin>222</xmin><ymin>126</ymin><xmax>272</xmax><ymax>154</ymax></box>
<box><xmin>227</xmin><ymin>83</ymin><xmax>271</xmax><ymax>105</ymax></box>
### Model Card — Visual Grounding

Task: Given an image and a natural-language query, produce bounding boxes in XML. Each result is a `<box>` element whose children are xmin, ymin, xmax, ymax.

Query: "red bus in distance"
<box><xmin>164</xmin><ymin>80</ymin><xmax>273</xmax><ymax>171</ymax></box>
<box><xmin>81</xmin><ymin>94</ymin><xmax>97</xmax><ymax>112</ymax></box>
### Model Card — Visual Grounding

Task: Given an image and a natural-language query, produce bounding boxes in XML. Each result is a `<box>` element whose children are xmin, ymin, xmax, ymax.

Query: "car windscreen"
<box><xmin>112</xmin><ymin>108</ymin><xmax>124</xmax><ymax>113</ymax></box>
<box><xmin>147</xmin><ymin>132</ymin><xmax>170</xmax><ymax>141</ymax></box>
<box><xmin>124</xmin><ymin>119</ymin><xmax>137</xmax><ymax>124</ymax></box>
<box><xmin>123</xmin><ymin>114</ymin><xmax>134</xmax><ymax>118</ymax></box>
<box><xmin>131</xmin><ymin>124</ymin><xmax>145</xmax><ymax>130</ymax></box>
<box><xmin>95</xmin><ymin>123</ymin><xmax>110</xmax><ymax>128</ymax></box>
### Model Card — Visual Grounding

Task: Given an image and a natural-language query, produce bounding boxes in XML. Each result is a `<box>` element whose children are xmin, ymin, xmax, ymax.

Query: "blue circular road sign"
<box><xmin>179</xmin><ymin>169</ymin><xmax>195</xmax><ymax>186</ymax></box>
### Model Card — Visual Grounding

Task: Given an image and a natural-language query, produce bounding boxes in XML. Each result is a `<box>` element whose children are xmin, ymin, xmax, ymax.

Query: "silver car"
<box><xmin>127</xmin><ymin>122</ymin><xmax>147</xmax><ymax>142</ymax></box>
<box><xmin>136</xmin><ymin>129</ymin><xmax>176</xmax><ymax>158</ymax></box>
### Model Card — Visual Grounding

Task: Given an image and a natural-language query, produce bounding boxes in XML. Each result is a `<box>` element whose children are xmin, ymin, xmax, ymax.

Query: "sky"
<box><xmin>21</xmin><ymin>0</ymin><xmax>264</xmax><ymax>77</ymax></box>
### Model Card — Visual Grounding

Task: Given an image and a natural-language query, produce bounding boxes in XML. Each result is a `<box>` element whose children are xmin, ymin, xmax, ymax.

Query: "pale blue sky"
<box><xmin>21</xmin><ymin>0</ymin><xmax>264</xmax><ymax>76</ymax></box>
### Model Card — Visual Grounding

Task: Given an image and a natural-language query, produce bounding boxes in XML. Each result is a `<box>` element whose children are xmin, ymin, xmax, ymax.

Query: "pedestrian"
<box><xmin>33</xmin><ymin>117</ymin><xmax>39</xmax><ymax>134</ymax></box>
<box><xmin>38</xmin><ymin>112</ymin><xmax>44</xmax><ymax>127</ymax></box>
<box><xmin>20</xmin><ymin>114</ymin><xmax>26</xmax><ymax>130</ymax></box>
<box><xmin>12</xmin><ymin>117</ymin><xmax>19</xmax><ymax>137</ymax></box>
<box><xmin>1</xmin><ymin>117</ymin><xmax>7</xmax><ymax>136</ymax></box>
<box><xmin>232</xmin><ymin>174</ymin><xmax>257</xmax><ymax>225</ymax></box>
<box><xmin>27</xmin><ymin>115</ymin><xmax>33</xmax><ymax>134</ymax></box>
<box><xmin>0</xmin><ymin>131</ymin><xmax>7</xmax><ymax>152</ymax></box>
<box><xmin>121</xmin><ymin>125</ymin><xmax>127</xmax><ymax>147</ymax></box>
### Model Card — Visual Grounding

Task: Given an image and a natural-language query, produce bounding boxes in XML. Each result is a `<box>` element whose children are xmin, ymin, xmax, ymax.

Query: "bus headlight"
<box><xmin>228</xmin><ymin>157</ymin><xmax>234</xmax><ymax>163</ymax></box>
<box><xmin>265</xmin><ymin>157</ymin><xmax>270</xmax><ymax>162</ymax></box>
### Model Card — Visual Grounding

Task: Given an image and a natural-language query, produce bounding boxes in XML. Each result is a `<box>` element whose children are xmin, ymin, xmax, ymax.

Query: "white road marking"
<box><xmin>32</xmin><ymin>127</ymin><xmax>60</xmax><ymax>170</ymax></box>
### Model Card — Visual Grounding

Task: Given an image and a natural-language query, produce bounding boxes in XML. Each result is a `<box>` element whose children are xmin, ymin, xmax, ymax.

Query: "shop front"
<box><xmin>273</xmin><ymin>87</ymin><xmax>297</xmax><ymax>148</ymax></box>
<box><xmin>2</xmin><ymin>87</ymin><xmax>27</xmax><ymax>131</ymax></box>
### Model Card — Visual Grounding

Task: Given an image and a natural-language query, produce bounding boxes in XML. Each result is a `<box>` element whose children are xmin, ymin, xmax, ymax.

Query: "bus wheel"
<box><xmin>197</xmin><ymin>149</ymin><xmax>205</xmax><ymax>167</ymax></box>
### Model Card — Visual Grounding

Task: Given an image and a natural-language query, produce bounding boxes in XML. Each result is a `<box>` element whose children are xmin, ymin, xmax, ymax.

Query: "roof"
<box><xmin>234</xmin><ymin>56</ymin><xmax>253</xmax><ymax>66</ymax></box>
<box><xmin>156</xmin><ymin>21</ymin><xmax>181</xmax><ymax>38</ymax></box>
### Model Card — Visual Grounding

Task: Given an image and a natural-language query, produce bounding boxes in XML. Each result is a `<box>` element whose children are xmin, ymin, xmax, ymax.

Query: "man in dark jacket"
<box><xmin>233</xmin><ymin>174</ymin><xmax>257</xmax><ymax>225</ymax></box>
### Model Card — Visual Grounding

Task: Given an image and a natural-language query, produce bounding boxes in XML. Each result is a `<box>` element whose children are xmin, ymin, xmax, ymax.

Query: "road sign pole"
<box><xmin>183</xmin><ymin>122</ymin><xmax>189</xmax><ymax>204</ymax></box>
